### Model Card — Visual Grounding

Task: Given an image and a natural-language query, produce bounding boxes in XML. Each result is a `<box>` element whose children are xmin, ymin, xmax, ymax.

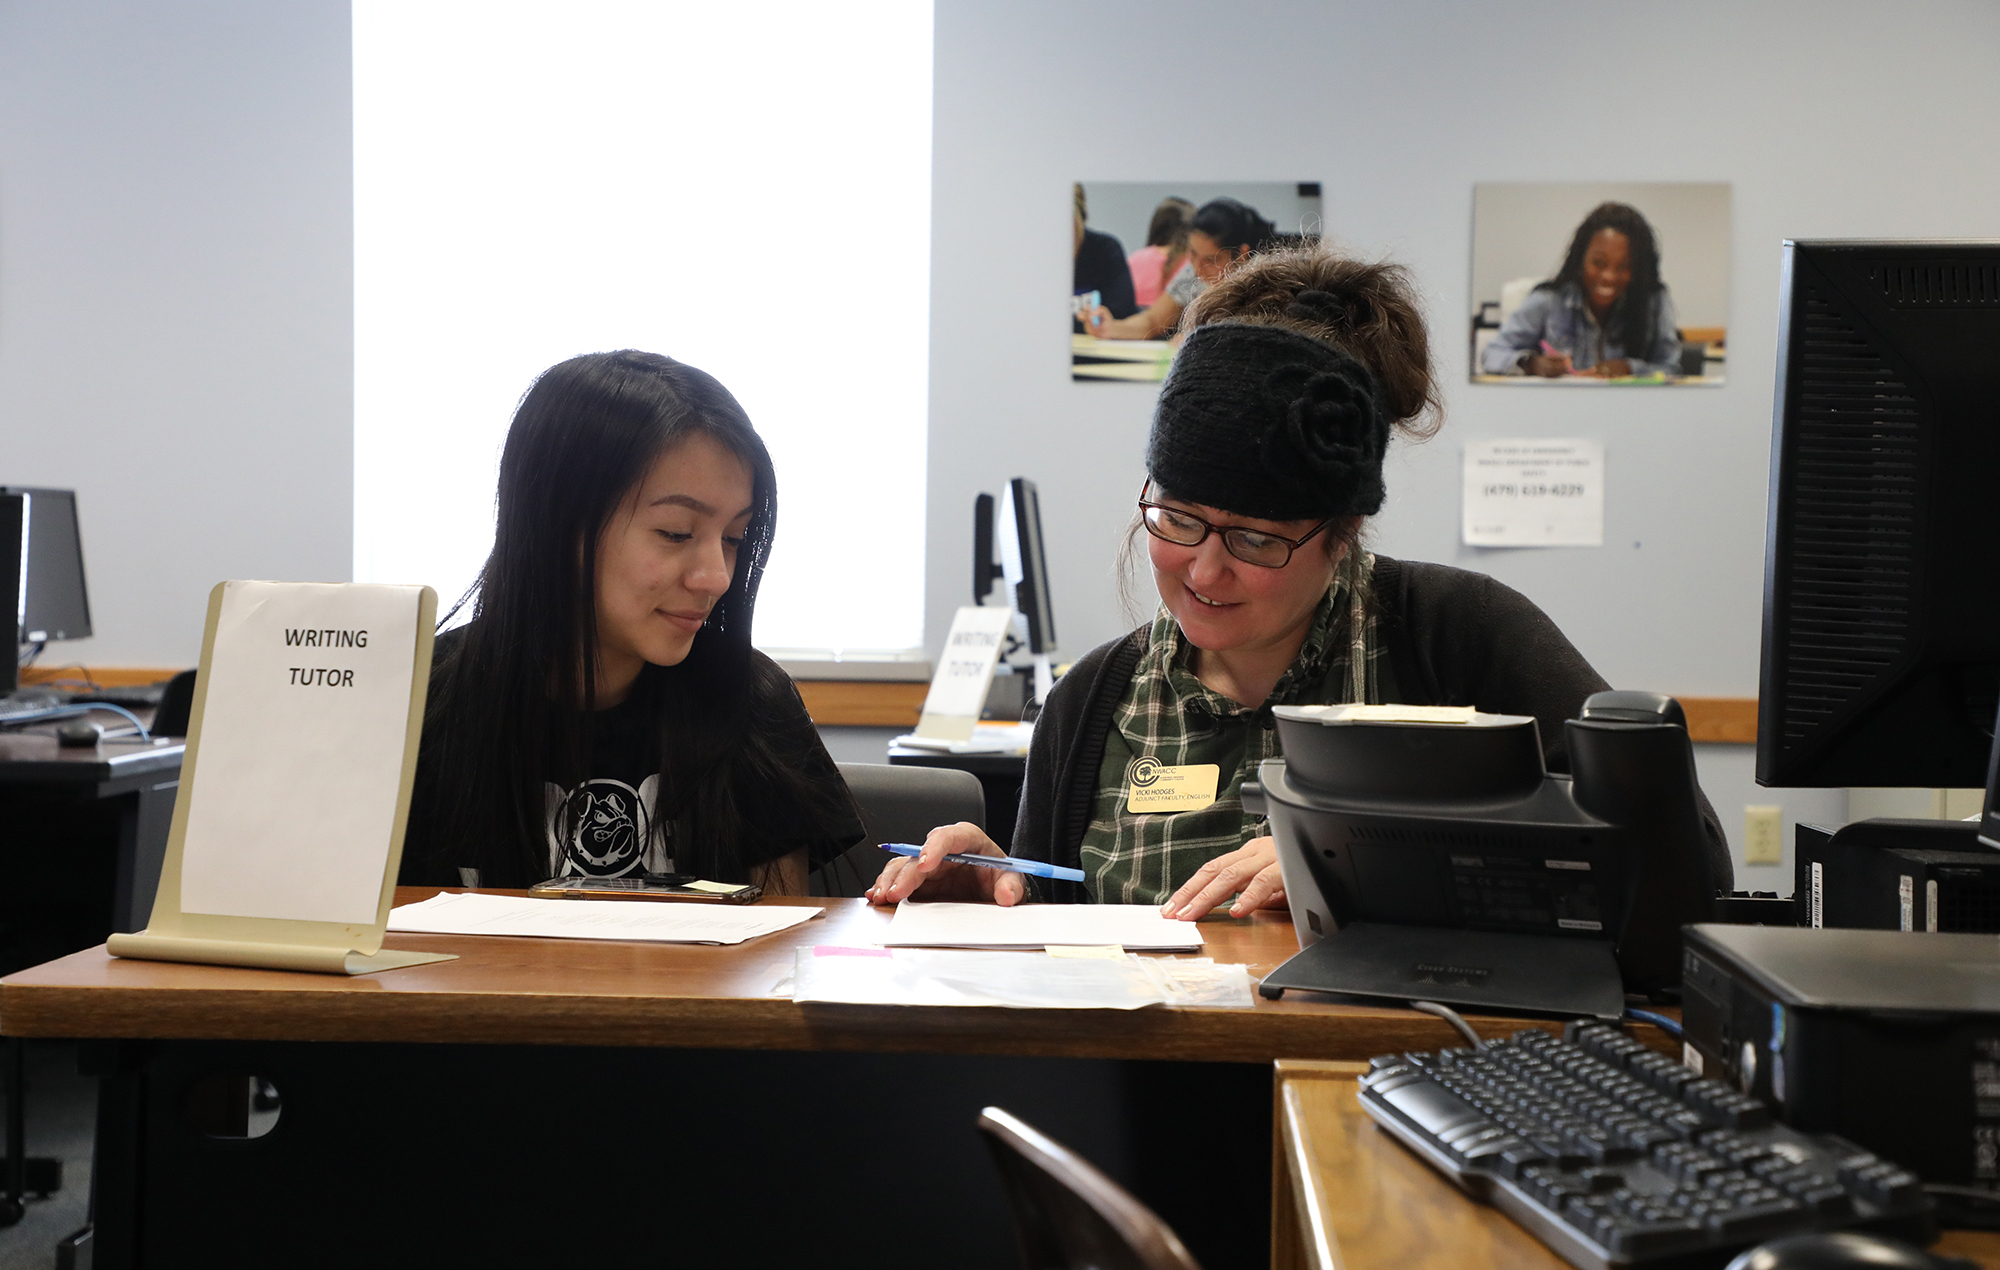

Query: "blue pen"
<box><xmin>881</xmin><ymin>842</ymin><xmax>1085</xmax><ymax>883</ymax></box>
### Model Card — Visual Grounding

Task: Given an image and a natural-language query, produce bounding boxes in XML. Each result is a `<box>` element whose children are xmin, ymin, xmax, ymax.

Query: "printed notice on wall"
<box><xmin>178</xmin><ymin>581</ymin><xmax>424</xmax><ymax>926</ymax></box>
<box><xmin>1462</xmin><ymin>439</ymin><xmax>1605</xmax><ymax>547</ymax></box>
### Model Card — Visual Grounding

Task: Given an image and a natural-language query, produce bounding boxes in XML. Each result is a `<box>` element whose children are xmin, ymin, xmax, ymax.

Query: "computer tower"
<box><xmin>1680</xmin><ymin>924</ymin><xmax>2000</xmax><ymax>1216</ymax></box>
<box><xmin>1793</xmin><ymin>819</ymin><xmax>2000</xmax><ymax>932</ymax></box>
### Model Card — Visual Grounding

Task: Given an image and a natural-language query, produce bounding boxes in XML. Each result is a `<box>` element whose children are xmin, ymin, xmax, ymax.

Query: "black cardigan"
<box><xmin>1011</xmin><ymin>555</ymin><xmax>1731</xmax><ymax>898</ymax></box>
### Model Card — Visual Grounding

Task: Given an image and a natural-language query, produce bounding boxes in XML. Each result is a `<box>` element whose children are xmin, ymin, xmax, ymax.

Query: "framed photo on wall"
<box><xmin>1072</xmin><ymin>181</ymin><xmax>1324</xmax><ymax>382</ymax></box>
<box><xmin>1470</xmin><ymin>182</ymin><xmax>1731</xmax><ymax>386</ymax></box>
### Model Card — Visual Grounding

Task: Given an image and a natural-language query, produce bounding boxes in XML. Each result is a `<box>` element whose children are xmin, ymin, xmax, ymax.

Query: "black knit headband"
<box><xmin>1146</xmin><ymin>317</ymin><xmax>1391</xmax><ymax>523</ymax></box>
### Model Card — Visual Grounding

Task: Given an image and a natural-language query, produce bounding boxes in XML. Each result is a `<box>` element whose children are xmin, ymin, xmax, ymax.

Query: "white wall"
<box><xmin>0</xmin><ymin>0</ymin><xmax>353</xmax><ymax>667</ymax></box>
<box><xmin>925</xmin><ymin>0</ymin><xmax>2000</xmax><ymax>879</ymax></box>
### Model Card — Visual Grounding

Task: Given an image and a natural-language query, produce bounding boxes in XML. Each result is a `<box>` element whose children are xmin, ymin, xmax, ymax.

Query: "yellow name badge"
<box><xmin>1125</xmin><ymin>757</ymin><xmax>1220</xmax><ymax>813</ymax></box>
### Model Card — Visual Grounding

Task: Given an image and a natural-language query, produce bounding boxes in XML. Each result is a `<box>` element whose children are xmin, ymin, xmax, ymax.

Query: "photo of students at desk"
<box><xmin>395</xmin><ymin>349</ymin><xmax>863</xmax><ymax>894</ymax></box>
<box><xmin>879</xmin><ymin>244</ymin><xmax>1733</xmax><ymax>916</ymax></box>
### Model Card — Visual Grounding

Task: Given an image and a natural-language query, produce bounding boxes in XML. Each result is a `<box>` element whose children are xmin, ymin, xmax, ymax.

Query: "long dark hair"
<box><xmin>409</xmin><ymin>349</ymin><xmax>838</xmax><ymax>886</ymax></box>
<box><xmin>1538</xmin><ymin>201</ymin><xmax>1666</xmax><ymax>357</ymax></box>
<box><xmin>1190</xmin><ymin>197</ymin><xmax>1288</xmax><ymax>254</ymax></box>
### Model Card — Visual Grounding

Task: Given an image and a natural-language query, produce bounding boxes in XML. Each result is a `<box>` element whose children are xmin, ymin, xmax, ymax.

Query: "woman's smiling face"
<box><xmin>1580</xmin><ymin>227</ymin><xmax>1633</xmax><ymax>317</ymax></box>
<box><xmin>593</xmin><ymin>431</ymin><xmax>754</xmax><ymax>676</ymax></box>
<box><xmin>1146</xmin><ymin>491</ymin><xmax>1341</xmax><ymax>655</ymax></box>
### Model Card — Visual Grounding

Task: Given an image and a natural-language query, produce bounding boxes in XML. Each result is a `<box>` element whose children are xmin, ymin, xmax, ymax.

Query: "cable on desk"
<box><xmin>1410</xmin><ymin>1000</ymin><xmax>1486</xmax><ymax>1049</ymax></box>
<box><xmin>1624</xmin><ymin>1007</ymin><xmax>1683</xmax><ymax>1038</ymax></box>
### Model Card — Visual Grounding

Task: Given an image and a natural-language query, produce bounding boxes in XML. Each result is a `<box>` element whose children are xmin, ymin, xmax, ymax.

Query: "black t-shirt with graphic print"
<box><xmin>544</xmin><ymin>688</ymin><xmax>673</xmax><ymax>879</ymax></box>
<box><xmin>399</xmin><ymin>633</ymin><xmax>863</xmax><ymax>889</ymax></box>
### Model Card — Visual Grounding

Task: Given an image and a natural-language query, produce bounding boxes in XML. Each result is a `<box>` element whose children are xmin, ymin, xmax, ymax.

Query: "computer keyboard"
<box><xmin>0</xmin><ymin>690</ymin><xmax>66</xmax><ymax>724</ymax></box>
<box><xmin>66</xmin><ymin>683</ymin><xmax>164</xmax><ymax>708</ymax></box>
<box><xmin>1358</xmin><ymin>1022</ymin><xmax>1933</xmax><ymax>1269</ymax></box>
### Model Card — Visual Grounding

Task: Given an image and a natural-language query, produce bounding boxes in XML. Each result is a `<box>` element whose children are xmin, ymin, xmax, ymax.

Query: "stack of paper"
<box><xmin>883</xmin><ymin>901</ymin><xmax>1202</xmax><ymax>951</ymax></box>
<box><xmin>892</xmin><ymin>721</ymin><xmax>1035</xmax><ymax>755</ymax></box>
<box><xmin>388</xmin><ymin>892</ymin><xmax>819</xmax><ymax>945</ymax></box>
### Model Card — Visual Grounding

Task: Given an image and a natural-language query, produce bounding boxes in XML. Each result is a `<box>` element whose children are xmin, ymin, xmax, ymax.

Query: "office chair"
<box><xmin>812</xmin><ymin>763</ymin><xmax>986</xmax><ymax>898</ymax></box>
<box><xmin>978</xmin><ymin>1107</ymin><xmax>1203</xmax><ymax>1270</ymax></box>
<box><xmin>152</xmin><ymin>669</ymin><xmax>197</xmax><ymax>738</ymax></box>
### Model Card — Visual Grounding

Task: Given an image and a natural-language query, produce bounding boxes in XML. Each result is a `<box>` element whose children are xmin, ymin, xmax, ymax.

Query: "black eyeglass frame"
<box><xmin>1136</xmin><ymin>480</ymin><xmax>1333</xmax><ymax>569</ymax></box>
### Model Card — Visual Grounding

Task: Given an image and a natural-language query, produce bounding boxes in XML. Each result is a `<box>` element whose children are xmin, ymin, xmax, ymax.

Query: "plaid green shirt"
<box><xmin>1079</xmin><ymin>552</ymin><xmax>1394</xmax><ymax>904</ymax></box>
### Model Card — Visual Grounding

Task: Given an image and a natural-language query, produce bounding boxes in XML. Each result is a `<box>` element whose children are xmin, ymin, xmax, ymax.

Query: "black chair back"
<box><xmin>152</xmin><ymin>669</ymin><xmax>198</xmax><ymax>737</ymax></box>
<box><xmin>977</xmin><ymin>1107</ymin><xmax>1203</xmax><ymax>1270</ymax></box>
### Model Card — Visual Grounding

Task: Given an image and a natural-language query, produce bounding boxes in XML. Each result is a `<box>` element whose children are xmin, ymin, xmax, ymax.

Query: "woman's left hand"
<box><xmin>1585</xmin><ymin>357</ymin><xmax>1634</xmax><ymax>378</ymax></box>
<box><xmin>1160</xmin><ymin>836</ymin><xmax>1286</xmax><ymax>921</ymax></box>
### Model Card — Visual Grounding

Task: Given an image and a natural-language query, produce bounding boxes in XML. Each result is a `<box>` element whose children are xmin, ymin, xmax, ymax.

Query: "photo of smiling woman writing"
<box><xmin>1480</xmin><ymin>201</ymin><xmax>1682</xmax><ymax>378</ymax></box>
<box><xmin>399</xmin><ymin>350</ymin><xmax>861</xmax><ymax>892</ymax></box>
<box><xmin>873</xmin><ymin>246</ymin><xmax>1729</xmax><ymax>916</ymax></box>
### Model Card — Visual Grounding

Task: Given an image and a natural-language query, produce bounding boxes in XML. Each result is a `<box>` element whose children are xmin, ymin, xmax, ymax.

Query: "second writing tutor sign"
<box><xmin>1462</xmin><ymin>438</ymin><xmax>1605</xmax><ymax>547</ymax></box>
<box><xmin>916</xmin><ymin>604</ymin><xmax>1017</xmax><ymax>741</ymax></box>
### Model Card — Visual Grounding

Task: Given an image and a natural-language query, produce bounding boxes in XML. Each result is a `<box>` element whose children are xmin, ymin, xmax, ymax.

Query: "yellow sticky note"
<box><xmin>1046</xmin><ymin>945</ymin><xmax>1128</xmax><ymax>960</ymax></box>
<box><xmin>684</xmin><ymin>880</ymin><xmax>749</xmax><ymax>894</ymax></box>
<box><xmin>1125</xmin><ymin>759</ymin><xmax>1220</xmax><ymax>812</ymax></box>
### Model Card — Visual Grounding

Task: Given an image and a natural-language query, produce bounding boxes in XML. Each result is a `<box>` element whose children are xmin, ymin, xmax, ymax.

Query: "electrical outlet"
<box><xmin>1744</xmin><ymin>805</ymin><xmax>1784</xmax><ymax>866</ymax></box>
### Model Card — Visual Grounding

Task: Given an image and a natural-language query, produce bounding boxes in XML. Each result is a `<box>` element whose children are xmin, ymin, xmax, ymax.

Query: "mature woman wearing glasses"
<box><xmin>871</xmin><ymin>245</ymin><xmax>1727</xmax><ymax>919</ymax></box>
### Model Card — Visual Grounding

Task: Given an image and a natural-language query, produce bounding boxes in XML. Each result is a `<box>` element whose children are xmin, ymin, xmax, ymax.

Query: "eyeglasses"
<box><xmin>1137</xmin><ymin>481</ymin><xmax>1331</xmax><ymax>569</ymax></box>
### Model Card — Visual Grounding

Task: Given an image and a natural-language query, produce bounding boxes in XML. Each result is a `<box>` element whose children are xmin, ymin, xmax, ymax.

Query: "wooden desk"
<box><xmin>1271</xmin><ymin>1062</ymin><xmax>2000</xmax><ymax>1270</ymax></box>
<box><xmin>2</xmin><ymin>893</ymin><xmax>1662</xmax><ymax>1270</ymax></box>
<box><xmin>2</xmin><ymin>892</ymin><xmax>1623</xmax><ymax>1059</ymax></box>
<box><xmin>1073</xmin><ymin>333</ymin><xmax>1174</xmax><ymax>381</ymax></box>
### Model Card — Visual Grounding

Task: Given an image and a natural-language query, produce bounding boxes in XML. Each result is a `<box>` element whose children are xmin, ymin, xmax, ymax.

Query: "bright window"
<box><xmin>353</xmin><ymin>1</ymin><xmax>931</xmax><ymax>651</ymax></box>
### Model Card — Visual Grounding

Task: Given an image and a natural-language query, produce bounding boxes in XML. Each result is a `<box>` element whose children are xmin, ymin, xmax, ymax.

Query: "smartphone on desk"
<box><xmin>527</xmin><ymin>875</ymin><xmax>764</xmax><ymax>905</ymax></box>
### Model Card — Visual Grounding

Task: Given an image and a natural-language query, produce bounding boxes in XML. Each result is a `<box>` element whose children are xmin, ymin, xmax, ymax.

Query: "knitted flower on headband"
<box><xmin>1147</xmin><ymin>320</ymin><xmax>1390</xmax><ymax>522</ymax></box>
<box><xmin>1259</xmin><ymin>359</ymin><xmax>1388</xmax><ymax>517</ymax></box>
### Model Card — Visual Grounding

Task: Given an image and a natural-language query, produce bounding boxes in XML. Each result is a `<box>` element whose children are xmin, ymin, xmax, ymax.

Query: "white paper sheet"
<box><xmin>178</xmin><ymin>581</ymin><xmax>424</xmax><ymax>925</ymax></box>
<box><xmin>883</xmin><ymin>902</ymin><xmax>1203</xmax><ymax>951</ymax></box>
<box><xmin>1462</xmin><ymin>439</ymin><xmax>1605</xmax><ymax>547</ymax></box>
<box><xmin>892</xmin><ymin>721</ymin><xmax>1035</xmax><ymax>755</ymax></box>
<box><xmin>794</xmin><ymin>947</ymin><xmax>1161</xmax><ymax>1008</ymax></box>
<box><xmin>387</xmin><ymin>892</ymin><xmax>821</xmax><ymax>945</ymax></box>
<box><xmin>791</xmin><ymin>948</ymin><xmax>1253</xmax><ymax>1009</ymax></box>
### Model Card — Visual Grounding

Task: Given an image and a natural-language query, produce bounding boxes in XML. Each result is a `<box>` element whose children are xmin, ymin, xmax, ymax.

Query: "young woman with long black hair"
<box><xmin>399</xmin><ymin>350</ymin><xmax>861</xmax><ymax>891</ymax></box>
<box><xmin>1481</xmin><ymin>201</ymin><xmax>1683</xmax><ymax>377</ymax></box>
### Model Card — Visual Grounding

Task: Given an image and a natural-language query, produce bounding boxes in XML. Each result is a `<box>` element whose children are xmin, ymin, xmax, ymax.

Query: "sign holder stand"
<box><xmin>107</xmin><ymin>582</ymin><xmax>456</xmax><ymax>976</ymax></box>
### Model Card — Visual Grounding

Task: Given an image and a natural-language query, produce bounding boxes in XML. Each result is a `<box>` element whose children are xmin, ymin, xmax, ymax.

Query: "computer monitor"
<box><xmin>4</xmin><ymin>488</ymin><xmax>91</xmax><ymax>649</ymax></box>
<box><xmin>1</xmin><ymin>493</ymin><xmax>21</xmax><ymax>697</ymax></box>
<box><xmin>1758</xmin><ymin>241</ymin><xmax>2000</xmax><ymax>789</ymax></box>
<box><xmin>972</xmin><ymin>493</ymin><xmax>1005</xmax><ymax>605</ymax></box>
<box><xmin>997</xmin><ymin>478</ymin><xmax>1056</xmax><ymax>660</ymax></box>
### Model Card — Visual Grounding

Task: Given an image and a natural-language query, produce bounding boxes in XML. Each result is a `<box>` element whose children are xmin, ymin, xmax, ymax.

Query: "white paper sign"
<box><xmin>1463</xmin><ymin>439</ymin><xmax>1605</xmax><ymax>547</ymax></box>
<box><xmin>178</xmin><ymin>581</ymin><xmax>424</xmax><ymax>925</ymax></box>
<box><xmin>916</xmin><ymin>604</ymin><xmax>1017</xmax><ymax>740</ymax></box>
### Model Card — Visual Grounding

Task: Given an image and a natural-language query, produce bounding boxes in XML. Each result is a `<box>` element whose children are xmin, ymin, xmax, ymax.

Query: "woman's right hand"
<box><xmin>865</xmin><ymin>822</ymin><xmax>1027</xmax><ymax>907</ymax></box>
<box><xmin>1524</xmin><ymin>351</ymin><xmax>1572</xmax><ymax>377</ymax></box>
<box><xmin>1078</xmin><ymin>305</ymin><xmax>1112</xmax><ymax>337</ymax></box>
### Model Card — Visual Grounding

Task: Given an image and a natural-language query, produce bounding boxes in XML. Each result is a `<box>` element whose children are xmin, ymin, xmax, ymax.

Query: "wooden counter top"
<box><xmin>0</xmin><ymin>889</ymin><xmax>1661</xmax><ymax>1061</ymax></box>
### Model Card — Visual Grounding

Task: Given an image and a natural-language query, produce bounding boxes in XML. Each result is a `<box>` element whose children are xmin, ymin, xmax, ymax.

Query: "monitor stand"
<box><xmin>1257</xmin><ymin>922</ymin><xmax>1626</xmax><ymax>1020</ymax></box>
